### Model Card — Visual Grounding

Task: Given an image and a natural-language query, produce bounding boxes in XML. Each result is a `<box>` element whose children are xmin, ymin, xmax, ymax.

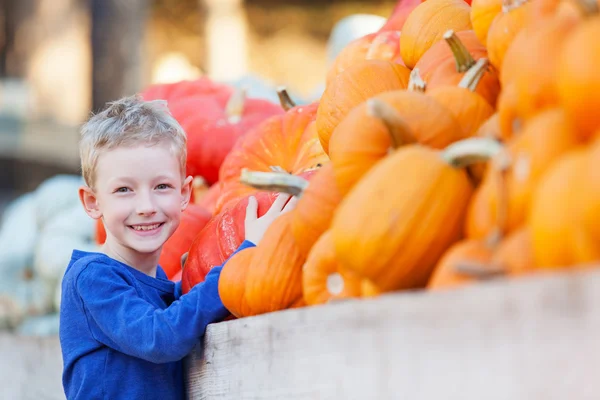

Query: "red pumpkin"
<box><xmin>141</xmin><ymin>78</ymin><xmax>232</xmax><ymax>105</ymax></box>
<box><xmin>96</xmin><ymin>203</ymin><xmax>212</xmax><ymax>279</ymax></box>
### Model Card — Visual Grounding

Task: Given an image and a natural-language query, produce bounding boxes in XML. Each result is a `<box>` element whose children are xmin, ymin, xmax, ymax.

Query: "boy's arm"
<box><xmin>76</xmin><ymin>240</ymin><xmax>255</xmax><ymax>364</ymax></box>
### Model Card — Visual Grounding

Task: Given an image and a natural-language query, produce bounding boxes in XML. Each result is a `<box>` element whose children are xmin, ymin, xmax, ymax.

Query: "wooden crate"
<box><xmin>3</xmin><ymin>268</ymin><xmax>600</xmax><ymax>399</ymax></box>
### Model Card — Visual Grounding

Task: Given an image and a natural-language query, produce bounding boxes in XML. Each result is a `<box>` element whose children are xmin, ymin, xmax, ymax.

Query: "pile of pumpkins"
<box><xmin>96</xmin><ymin>0</ymin><xmax>600</xmax><ymax>318</ymax></box>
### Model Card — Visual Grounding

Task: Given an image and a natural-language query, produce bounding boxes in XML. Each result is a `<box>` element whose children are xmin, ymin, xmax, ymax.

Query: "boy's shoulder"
<box><xmin>62</xmin><ymin>250</ymin><xmax>120</xmax><ymax>285</ymax></box>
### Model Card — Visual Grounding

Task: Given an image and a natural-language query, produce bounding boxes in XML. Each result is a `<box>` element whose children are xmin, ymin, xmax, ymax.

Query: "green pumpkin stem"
<box><xmin>408</xmin><ymin>68</ymin><xmax>427</xmax><ymax>92</ymax></box>
<box><xmin>225</xmin><ymin>87</ymin><xmax>247</xmax><ymax>124</ymax></box>
<box><xmin>441</xmin><ymin>137</ymin><xmax>504</xmax><ymax>168</ymax></box>
<box><xmin>366</xmin><ymin>98</ymin><xmax>417</xmax><ymax>150</ymax></box>
<box><xmin>458</xmin><ymin>58</ymin><xmax>489</xmax><ymax>92</ymax></box>
<box><xmin>443</xmin><ymin>30</ymin><xmax>476</xmax><ymax>73</ymax></box>
<box><xmin>277</xmin><ymin>86</ymin><xmax>297</xmax><ymax>111</ymax></box>
<box><xmin>240</xmin><ymin>169</ymin><xmax>309</xmax><ymax>197</ymax></box>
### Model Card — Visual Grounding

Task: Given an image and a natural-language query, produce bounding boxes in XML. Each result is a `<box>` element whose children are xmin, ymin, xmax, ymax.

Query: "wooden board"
<box><xmin>186</xmin><ymin>268</ymin><xmax>600</xmax><ymax>399</ymax></box>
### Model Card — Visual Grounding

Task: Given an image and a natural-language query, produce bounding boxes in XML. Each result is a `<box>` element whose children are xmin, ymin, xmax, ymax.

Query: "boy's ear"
<box><xmin>181</xmin><ymin>175</ymin><xmax>194</xmax><ymax>211</ymax></box>
<box><xmin>79</xmin><ymin>185</ymin><xmax>103</xmax><ymax>219</ymax></box>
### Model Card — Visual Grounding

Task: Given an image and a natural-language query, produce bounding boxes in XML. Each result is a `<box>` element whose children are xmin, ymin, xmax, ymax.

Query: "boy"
<box><xmin>59</xmin><ymin>95</ymin><xmax>296</xmax><ymax>399</ymax></box>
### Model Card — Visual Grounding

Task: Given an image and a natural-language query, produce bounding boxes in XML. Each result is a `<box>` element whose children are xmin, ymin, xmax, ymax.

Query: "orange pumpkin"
<box><xmin>470</xmin><ymin>0</ymin><xmax>503</xmax><ymax>45</ymax></box>
<box><xmin>400</xmin><ymin>0</ymin><xmax>473</xmax><ymax>69</ymax></box>
<box><xmin>328</xmin><ymin>91</ymin><xmax>463</xmax><ymax>196</ymax></box>
<box><xmin>486</xmin><ymin>0</ymin><xmax>532</xmax><ymax>71</ymax></box>
<box><xmin>316</xmin><ymin>59</ymin><xmax>411</xmax><ymax>154</ymax></box>
<box><xmin>496</xmin><ymin>82</ymin><xmax>522</xmax><ymax>140</ymax></box>
<box><xmin>466</xmin><ymin>108</ymin><xmax>582</xmax><ymax>240</ymax></box>
<box><xmin>216</xmin><ymin>104</ymin><xmax>328</xmax><ymax>213</ymax></box>
<box><xmin>427</xmin><ymin>58</ymin><xmax>496</xmax><ymax>139</ymax></box>
<box><xmin>331</xmin><ymin>137</ymin><xmax>502</xmax><ymax>292</ymax></box>
<box><xmin>491</xmin><ymin>225</ymin><xmax>535</xmax><ymax>275</ymax></box>
<box><xmin>302</xmin><ymin>230</ymin><xmax>363</xmax><ymax>306</ymax></box>
<box><xmin>326</xmin><ymin>31</ymin><xmax>403</xmax><ymax>85</ymax></box>
<box><xmin>218</xmin><ymin>213</ymin><xmax>305</xmax><ymax>317</ymax></box>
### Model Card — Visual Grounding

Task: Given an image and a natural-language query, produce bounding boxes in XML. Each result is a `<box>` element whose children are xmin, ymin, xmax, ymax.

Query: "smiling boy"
<box><xmin>59</xmin><ymin>95</ymin><xmax>295</xmax><ymax>399</ymax></box>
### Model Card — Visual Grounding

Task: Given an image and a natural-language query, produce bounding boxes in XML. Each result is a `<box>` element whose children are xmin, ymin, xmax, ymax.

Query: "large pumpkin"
<box><xmin>316</xmin><ymin>59</ymin><xmax>411</xmax><ymax>154</ymax></box>
<box><xmin>328</xmin><ymin>91</ymin><xmax>462</xmax><ymax>196</ymax></box>
<box><xmin>400</xmin><ymin>0</ymin><xmax>473</xmax><ymax>69</ymax></box>
<box><xmin>218</xmin><ymin>213</ymin><xmax>305</xmax><ymax>317</ymax></box>
<box><xmin>331</xmin><ymin>137</ymin><xmax>502</xmax><ymax>292</ymax></box>
<box><xmin>217</xmin><ymin>103</ymin><xmax>329</xmax><ymax>213</ymax></box>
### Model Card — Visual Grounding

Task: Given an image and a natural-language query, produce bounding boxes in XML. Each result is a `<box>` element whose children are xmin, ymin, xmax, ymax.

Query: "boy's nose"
<box><xmin>136</xmin><ymin>193</ymin><xmax>157</xmax><ymax>215</ymax></box>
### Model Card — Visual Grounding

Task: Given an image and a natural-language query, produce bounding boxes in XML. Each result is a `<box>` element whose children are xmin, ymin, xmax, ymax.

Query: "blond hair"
<box><xmin>79</xmin><ymin>95</ymin><xmax>187</xmax><ymax>188</ymax></box>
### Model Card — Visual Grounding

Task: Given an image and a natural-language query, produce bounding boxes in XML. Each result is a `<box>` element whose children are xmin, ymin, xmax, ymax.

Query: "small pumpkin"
<box><xmin>331</xmin><ymin>137</ymin><xmax>502</xmax><ymax>292</ymax></box>
<box><xmin>400</xmin><ymin>0</ymin><xmax>473</xmax><ymax>69</ymax></box>
<box><xmin>316</xmin><ymin>60</ymin><xmax>411</xmax><ymax>154</ymax></box>
<box><xmin>470</xmin><ymin>0</ymin><xmax>503</xmax><ymax>45</ymax></box>
<box><xmin>328</xmin><ymin>91</ymin><xmax>463</xmax><ymax>196</ymax></box>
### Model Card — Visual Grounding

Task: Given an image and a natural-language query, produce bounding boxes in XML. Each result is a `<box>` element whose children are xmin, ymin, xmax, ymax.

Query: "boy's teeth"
<box><xmin>132</xmin><ymin>224</ymin><xmax>160</xmax><ymax>231</ymax></box>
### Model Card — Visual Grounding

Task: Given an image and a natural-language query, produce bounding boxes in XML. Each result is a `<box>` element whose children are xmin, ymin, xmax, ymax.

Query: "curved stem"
<box><xmin>441</xmin><ymin>137</ymin><xmax>505</xmax><ymax>168</ymax></box>
<box><xmin>408</xmin><ymin>68</ymin><xmax>426</xmax><ymax>92</ymax></box>
<box><xmin>458</xmin><ymin>58</ymin><xmax>489</xmax><ymax>92</ymax></box>
<box><xmin>192</xmin><ymin>176</ymin><xmax>209</xmax><ymax>202</ymax></box>
<box><xmin>575</xmin><ymin>0</ymin><xmax>599</xmax><ymax>15</ymax></box>
<box><xmin>225</xmin><ymin>87</ymin><xmax>247</xmax><ymax>124</ymax></box>
<box><xmin>366</xmin><ymin>98</ymin><xmax>417</xmax><ymax>149</ymax></box>
<box><xmin>277</xmin><ymin>86</ymin><xmax>297</xmax><ymax>111</ymax></box>
<box><xmin>443</xmin><ymin>30</ymin><xmax>476</xmax><ymax>73</ymax></box>
<box><xmin>240</xmin><ymin>169</ymin><xmax>309</xmax><ymax>197</ymax></box>
<box><xmin>453</xmin><ymin>261</ymin><xmax>506</xmax><ymax>279</ymax></box>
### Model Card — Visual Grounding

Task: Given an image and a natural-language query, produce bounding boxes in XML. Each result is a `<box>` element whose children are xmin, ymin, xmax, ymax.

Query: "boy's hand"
<box><xmin>244</xmin><ymin>193</ymin><xmax>298</xmax><ymax>245</ymax></box>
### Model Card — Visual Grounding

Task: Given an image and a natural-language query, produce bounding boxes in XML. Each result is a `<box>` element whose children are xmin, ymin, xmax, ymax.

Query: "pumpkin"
<box><xmin>302</xmin><ymin>230</ymin><xmax>363</xmax><ymax>306</ymax></box>
<box><xmin>400</xmin><ymin>0</ymin><xmax>473</xmax><ymax>69</ymax></box>
<box><xmin>95</xmin><ymin>203</ymin><xmax>212</xmax><ymax>279</ymax></box>
<box><xmin>216</xmin><ymin>103</ymin><xmax>328</xmax><ymax>213</ymax></box>
<box><xmin>218</xmin><ymin>213</ymin><xmax>305</xmax><ymax>317</ymax></box>
<box><xmin>557</xmin><ymin>9</ymin><xmax>600</xmax><ymax>138</ymax></box>
<box><xmin>469</xmin><ymin>112</ymin><xmax>501</xmax><ymax>184</ymax></box>
<box><xmin>426</xmin><ymin>58</ymin><xmax>496</xmax><ymax>139</ymax></box>
<box><xmin>378</xmin><ymin>0</ymin><xmax>427</xmax><ymax>32</ymax></box>
<box><xmin>331</xmin><ymin>137</ymin><xmax>502</xmax><ymax>292</ymax></box>
<box><xmin>490</xmin><ymin>225</ymin><xmax>535</xmax><ymax>275</ymax></box>
<box><xmin>470</xmin><ymin>0</ymin><xmax>503</xmax><ymax>45</ymax></box>
<box><xmin>316</xmin><ymin>59</ymin><xmax>411</xmax><ymax>154</ymax></box>
<box><xmin>486</xmin><ymin>0</ymin><xmax>532</xmax><ymax>71</ymax></box>
<box><xmin>528</xmin><ymin>147</ymin><xmax>593</xmax><ymax>268</ymax></box>
<box><xmin>326</xmin><ymin>31</ymin><xmax>403</xmax><ymax>85</ymax></box>
<box><xmin>141</xmin><ymin>77</ymin><xmax>233</xmax><ymax>105</ymax></box>
<box><xmin>466</xmin><ymin>108</ymin><xmax>582</xmax><ymax>240</ymax></box>
<box><xmin>496</xmin><ymin>82</ymin><xmax>522</xmax><ymax>140</ymax></box>
<box><xmin>328</xmin><ymin>91</ymin><xmax>463</xmax><ymax>196</ymax></box>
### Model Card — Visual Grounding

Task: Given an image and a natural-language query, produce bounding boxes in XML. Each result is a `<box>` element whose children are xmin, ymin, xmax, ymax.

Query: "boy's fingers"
<box><xmin>245</xmin><ymin>196</ymin><xmax>258</xmax><ymax>224</ymax></box>
<box><xmin>267</xmin><ymin>193</ymin><xmax>292</xmax><ymax>215</ymax></box>
<box><xmin>281</xmin><ymin>196</ymin><xmax>298</xmax><ymax>214</ymax></box>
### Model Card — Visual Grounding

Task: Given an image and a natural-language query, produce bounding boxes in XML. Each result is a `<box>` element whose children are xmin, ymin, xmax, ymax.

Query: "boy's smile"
<box><xmin>80</xmin><ymin>141</ymin><xmax>192</xmax><ymax>276</ymax></box>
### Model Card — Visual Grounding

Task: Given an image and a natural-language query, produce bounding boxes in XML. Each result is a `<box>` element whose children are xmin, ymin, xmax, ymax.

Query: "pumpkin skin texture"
<box><xmin>379</xmin><ymin>0</ymin><xmax>427</xmax><ymax>32</ymax></box>
<box><xmin>466</xmin><ymin>109</ymin><xmax>581</xmax><ymax>240</ymax></box>
<box><xmin>331</xmin><ymin>140</ymin><xmax>496</xmax><ymax>292</ymax></box>
<box><xmin>326</xmin><ymin>31</ymin><xmax>403</xmax><ymax>85</ymax></box>
<box><xmin>96</xmin><ymin>204</ymin><xmax>211</xmax><ymax>279</ymax></box>
<box><xmin>400</xmin><ymin>0</ymin><xmax>473</xmax><ymax>69</ymax></box>
<box><xmin>141</xmin><ymin>77</ymin><xmax>233</xmax><ymax>105</ymax></box>
<box><xmin>302</xmin><ymin>230</ymin><xmax>363</xmax><ymax>306</ymax></box>
<box><xmin>316</xmin><ymin>60</ymin><xmax>411</xmax><ymax>154</ymax></box>
<box><xmin>557</xmin><ymin>18</ymin><xmax>600</xmax><ymax>139</ymax></box>
<box><xmin>486</xmin><ymin>0</ymin><xmax>532</xmax><ymax>71</ymax></box>
<box><xmin>491</xmin><ymin>225</ymin><xmax>536</xmax><ymax>275</ymax></box>
<box><xmin>496</xmin><ymin>82</ymin><xmax>522</xmax><ymax>141</ymax></box>
<box><xmin>470</xmin><ymin>0</ymin><xmax>503</xmax><ymax>45</ymax></box>
<box><xmin>217</xmin><ymin>104</ymin><xmax>328</xmax><ymax>213</ymax></box>
<box><xmin>328</xmin><ymin>91</ymin><xmax>463</xmax><ymax>196</ymax></box>
<box><xmin>219</xmin><ymin>213</ymin><xmax>305</xmax><ymax>317</ymax></box>
<box><xmin>291</xmin><ymin>163</ymin><xmax>344</xmax><ymax>257</ymax></box>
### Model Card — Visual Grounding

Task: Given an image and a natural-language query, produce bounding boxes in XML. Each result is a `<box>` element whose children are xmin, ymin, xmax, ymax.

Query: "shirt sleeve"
<box><xmin>76</xmin><ymin>240</ymin><xmax>255</xmax><ymax>364</ymax></box>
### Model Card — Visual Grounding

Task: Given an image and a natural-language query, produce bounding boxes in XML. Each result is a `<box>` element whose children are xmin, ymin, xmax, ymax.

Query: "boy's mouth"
<box><xmin>129</xmin><ymin>223</ymin><xmax>164</xmax><ymax>232</ymax></box>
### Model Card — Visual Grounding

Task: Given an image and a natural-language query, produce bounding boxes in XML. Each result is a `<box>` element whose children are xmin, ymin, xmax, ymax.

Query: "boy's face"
<box><xmin>80</xmin><ymin>142</ymin><xmax>192</xmax><ymax>264</ymax></box>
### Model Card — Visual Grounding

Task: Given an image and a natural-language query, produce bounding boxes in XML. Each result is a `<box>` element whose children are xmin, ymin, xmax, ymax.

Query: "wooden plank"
<box><xmin>0</xmin><ymin>334</ymin><xmax>63</xmax><ymax>400</ymax></box>
<box><xmin>186</xmin><ymin>268</ymin><xmax>600</xmax><ymax>400</ymax></box>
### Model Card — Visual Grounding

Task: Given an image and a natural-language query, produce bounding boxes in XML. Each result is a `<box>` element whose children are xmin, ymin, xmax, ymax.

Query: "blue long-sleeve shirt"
<box><xmin>59</xmin><ymin>240</ymin><xmax>254</xmax><ymax>400</ymax></box>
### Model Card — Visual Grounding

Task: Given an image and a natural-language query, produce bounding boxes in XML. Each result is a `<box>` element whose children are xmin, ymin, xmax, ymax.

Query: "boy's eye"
<box><xmin>156</xmin><ymin>184</ymin><xmax>171</xmax><ymax>190</ymax></box>
<box><xmin>115</xmin><ymin>187</ymin><xmax>130</xmax><ymax>193</ymax></box>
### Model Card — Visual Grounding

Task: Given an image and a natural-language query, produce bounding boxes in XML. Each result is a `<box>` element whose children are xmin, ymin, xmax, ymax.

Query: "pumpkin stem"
<box><xmin>277</xmin><ymin>86</ymin><xmax>297</xmax><ymax>111</ymax></box>
<box><xmin>574</xmin><ymin>0</ymin><xmax>599</xmax><ymax>15</ymax></box>
<box><xmin>458</xmin><ymin>58</ymin><xmax>489</xmax><ymax>92</ymax></box>
<box><xmin>441</xmin><ymin>137</ymin><xmax>505</xmax><ymax>168</ymax></box>
<box><xmin>225</xmin><ymin>86</ymin><xmax>247</xmax><ymax>124</ymax></box>
<box><xmin>366</xmin><ymin>98</ymin><xmax>417</xmax><ymax>149</ymax></box>
<box><xmin>453</xmin><ymin>261</ymin><xmax>507</xmax><ymax>279</ymax></box>
<box><xmin>408</xmin><ymin>68</ymin><xmax>427</xmax><ymax>92</ymax></box>
<box><xmin>240</xmin><ymin>169</ymin><xmax>309</xmax><ymax>197</ymax></box>
<box><xmin>269</xmin><ymin>165</ymin><xmax>289</xmax><ymax>174</ymax></box>
<box><xmin>192</xmin><ymin>176</ymin><xmax>210</xmax><ymax>202</ymax></box>
<box><xmin>326</xmin><ymin>273</ymin><xmax>345</xmax><ymax>296</ymax></box>
<box><xmin>443</xmin><ymin>30</ymin><xmax>476</xmax><ymax>73</ymax></box>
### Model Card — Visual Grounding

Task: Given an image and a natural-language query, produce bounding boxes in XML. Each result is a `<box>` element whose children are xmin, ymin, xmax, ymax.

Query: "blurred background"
<box><xmin>0</xmin><ymin>0</ymin><xmax>397</xmax><ymax>335</ymax></box>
